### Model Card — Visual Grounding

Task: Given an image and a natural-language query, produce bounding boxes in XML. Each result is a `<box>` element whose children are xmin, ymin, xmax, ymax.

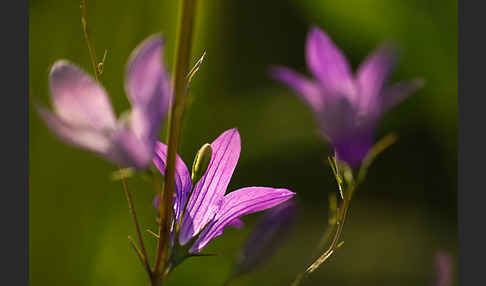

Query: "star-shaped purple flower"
<box><xmin>37</xmin><ymin>35</ymin><xmax>171</xmax><ymax>169</ymax></box>
<box><xmin>153</xmin><ymin>128</ymin><xmax>295</xmax><ymax>253</ymax></box>
<box><xmin>272</xmin><ymin>27</ymin><xmax>423</xmax><ymax>167</ymax></box>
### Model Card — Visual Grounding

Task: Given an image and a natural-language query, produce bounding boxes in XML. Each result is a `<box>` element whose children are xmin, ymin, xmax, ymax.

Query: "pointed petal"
<box><xmin>125</xmin><ymin>35</ymin><xmax>171</xmax><ymax>142</ymax></box>
<box><xmin>306</xmin><ymin>27</ymin><xmax>355</xmax><ymax>97</ymax></box>
<box><xmin>36</xmin><ymin>105</ymin><xmax>112</xmax><ymax>154</ymax></box>
<box><xmin>380</xmin><ymin>78</ymin><xmax>424</xmax><ymax>113</ymax></box>
<box><xmin>270</xmin><ymin>66</ymin><xmax>324</xmax><ymax>112</ymax></box>
<box><xmin>356</xmin><ymin>44</ymin><xmax>397</xmax><ymax>115</ymax></box>
<box><xmin>153</xmin><ymin>142</ymin><xmax>192</xmax><ymax>221</ymax></box>
<box><xmin>125</xmin><ymin>35</ymin><xmax>171</xmax><ymax>108</ymax></box>
<box><xmin>49</xmin><ymin>60</ymin><xmax>117</xmax><ymax>130</ymax></box>
<box><xmin>179</xmin><ymin>128</ymin><xmax>241</xmax><ymax>245</ymax></box>
<box><xmin>189</xmin><ymin>187</ymin><xmax>295</xmax><ymax>253</ymax></box>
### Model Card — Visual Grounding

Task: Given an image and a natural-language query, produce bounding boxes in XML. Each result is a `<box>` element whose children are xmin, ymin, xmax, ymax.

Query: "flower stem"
<box><xmin>121</xmin><ymin>178</ymin><xmax>152</xmax><ymax>278</ymax></box>
<box><xmin>80</xmin><ymin>0</ymin><xmax>99</xmax><ymax>81</ymax></box>
<box><xmin>290</xmin><ymin>185</ymin><xmax>355</xmax><ymax>286</ymax></box>
<box><xmin>79</xmin><ymin>1</ymin><xmax>152</xmax><ymax>281</ymax></box>
<box><xmin>152</xmin><ymin>0</ymin><xmax>199</xmax><ymax>282</ymax></box>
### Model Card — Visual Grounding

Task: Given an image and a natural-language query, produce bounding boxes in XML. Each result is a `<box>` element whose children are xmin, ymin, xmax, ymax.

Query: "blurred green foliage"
<box><xmin>30</xmin><ymin>0</ymin><xmax>457</xmax><ymax>285</ymax></box>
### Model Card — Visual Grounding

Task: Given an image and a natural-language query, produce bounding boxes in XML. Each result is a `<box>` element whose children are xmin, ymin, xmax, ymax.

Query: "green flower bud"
<box><xmin>191</xmin><ymin>143</ymin><xmax>212</xmax><ymax>184</ymax></box>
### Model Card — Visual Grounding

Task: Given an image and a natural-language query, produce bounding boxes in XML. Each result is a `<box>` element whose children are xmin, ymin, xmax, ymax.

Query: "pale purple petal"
<box><xmin>36</xmin><ymin>105</ymin><xmax>112</xmax><ymax>154</ymax></box>
<box><xmin>270</xmin><ymin>66</ymin><xmax>324</xmax><ymax>112</ymax></box>
<box><xmin>179</xmin><ymin>129</ymin><xmax>241</xmax><ymax>245</ymax></box>
<box><xmin>380</xmin><ymin>78</ymin><xmax>424</xmax><ymax>113</ymax></box>
<box><xmin>125</xmin><ymin>35</ymin><xmax>171</xmax><ymax>142</ymax></box>
<box><xmin>189</xmin><ymin>187</ymin><xmax>295</xmax><ymax>253</ymax></box>
<box><xmin>37</xmin><ymin>106</ymin><xmax>152</xmax><ymax>168</ymax></box>
<box><xmin>306</xmin><ymin>27</ymin><xmax>355</xmax><ymax>97</ymax></box>
<box><xmin>356</xmin><ymin>45</ymin><xmax>396</xmax><ymax>116</ymax></box>
<box><xmin>125</xmin><ymin>35</ymin><xmax>170</xmax><ymax>109</ymax></box>
<box><xmin>49</xmin><ymin>60</ymin><xmax>117</xmax><ymax>130</ymax></box>
<box><xmin>153</xmin><ymin>142</ymin><xmax>192</xmax><ymax>221</ymax></box>
<box><xmin>107</xmin><ymin>129</ymin><xmax>154</xmax><ymax>168</ymax></box>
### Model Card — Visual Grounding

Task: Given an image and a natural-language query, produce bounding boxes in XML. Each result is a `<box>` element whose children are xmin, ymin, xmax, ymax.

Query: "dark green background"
<box><xmin>30</xmin><ymin>0</ymin><xmax>457</xmax><ymax>285</ymax></box>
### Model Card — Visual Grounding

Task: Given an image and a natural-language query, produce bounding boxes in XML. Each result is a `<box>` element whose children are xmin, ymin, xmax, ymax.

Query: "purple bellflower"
<box><xmin>153</xmin><ymin>128</ymin><xmax>295</xmax><ymax>253</ymax></box>
<box><xmin>272</xmin><ymin>27</ymin><xmax>423</xmax><ymax>167</ymax></box>
<box><xmin>234</xmin><ymin>200</ymin><xmax>297</xmax><ymax>275</ymax></box>
<box><xmin>37</xmin><ymin>35</ymin><xmax>171</xmax><ymax>169</ymax></box>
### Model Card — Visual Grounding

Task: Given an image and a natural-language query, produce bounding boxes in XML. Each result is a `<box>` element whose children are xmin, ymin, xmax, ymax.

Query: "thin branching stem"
<box><xmin>128</xmin><ymin>235</ymin><xmax>151</xmax><ymax>277</ymax></box>
<box><xmin>121</xmin><ymin>178</ymin><xmax>153</xmax><ymax>277</ymax></box>
<box><xmin>80</xmin><ymin>0</ymin><xmax>99</xmax><ymax>81</ymax></box>
<box><xmin>290</xmin><ymin>184</ymin><xmax>354</xmax><ymax>286</ymax></box>
<box><xmin>290</xmin><ymin>134</ymin><xmax>397</xmax><ymax>286</ymax></box>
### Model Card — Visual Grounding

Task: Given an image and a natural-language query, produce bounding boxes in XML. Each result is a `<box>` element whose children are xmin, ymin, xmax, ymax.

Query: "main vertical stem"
<box><xmin>152</xmin><ymin>0</ymin><xmax>199</xmax><ymax>282</ymax></box>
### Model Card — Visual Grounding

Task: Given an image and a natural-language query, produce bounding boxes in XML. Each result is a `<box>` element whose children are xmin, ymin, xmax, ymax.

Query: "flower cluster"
<box><xmin>37</xmin><ymin>20</ymin><xmax>428</xmax><ymax>285</ymax></box>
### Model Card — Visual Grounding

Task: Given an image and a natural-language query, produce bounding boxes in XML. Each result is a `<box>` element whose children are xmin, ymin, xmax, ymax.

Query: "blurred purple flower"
<box><xmin>153</xmin><ymin>128</ymin><xmax>295</xmax><ymax>253</ymax></box>
<box><xmin>37</xmin><ymin>35</ymin><xmax>171</xmax><ymax>169</ymax></box>
<box><xmin>435</xmin><ymin>251</ymin><xmax>453</xmax><ymax>286</ymax></box>
<box><xmin>271</xmin><ymin>27</ymin><xmax>423</xmax><ymax>167</ymax></box>
<box><xmin>234</xmin><ymin>200</ymin><xmax>297</xmax><ymax>275</ymax></box>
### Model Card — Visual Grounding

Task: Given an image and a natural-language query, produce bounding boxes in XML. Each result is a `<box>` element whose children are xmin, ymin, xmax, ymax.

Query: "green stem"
<box><xmin>80</xmin><ymin>0</ymin><xmax>99</xmax><ymax>81</ymax></box>
<box><xmin>290</xmin><ymin>185</ymin><xmax>355</xmax><ymax>286</ymax></box>
<box><xmin>80</xmin><ymin>0</ymin><xmax>152</xmax><ymax>282</ymax></box>
<box><xmin>152</xmin><ymin>0</ymin><xmax>199</xmax><ymax>282</ymax></box>
<box><xmin>121</xmin><ymin>178</ymin><xmax>152</xmax><ymax>278</ymax></box>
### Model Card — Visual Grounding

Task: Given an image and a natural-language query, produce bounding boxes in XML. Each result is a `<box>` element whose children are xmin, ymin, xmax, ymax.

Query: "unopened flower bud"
<box><xmin>191</xmin><ymin>143</ymin><xmax>212</xmax><ymax>184</ymax></box>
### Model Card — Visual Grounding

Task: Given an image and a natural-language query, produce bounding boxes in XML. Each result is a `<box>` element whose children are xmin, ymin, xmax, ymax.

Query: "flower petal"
<box><xmin>179</xmin><ymin>128</ymin><xmax>241</xmax><ymax>245</ymax></box>
<box><xmin>36</xmin><ymin>105</ymin><xmax>112</xmax><ymax>154</ymax></box>
<box><xmin>356</xmin><ymin>44</ymin><xmax>396</xmax><ymax>116</ymax></box>
<box><xmin>316</xmin><ymin>95</ymin><xmax>356</xmax><ymax>142</ymax></box>
<box><xmin>153</xmin><ymin>142</ymin><xmax>192</xmax><ymax>221</ymax></box>
<box><xmin>305</xmin><ymin>27</ymin><xmax>355</xmax><ymax>97</ymax></box>
<box><xmin>125</xmin><ymin>35</ymin><xmax>171</xmax><ymax>142</ymax></box>
<box><xmin>107</xmin><ymin>129</ymin><xmax>154</xmax><ymax>168</ymax></box>
<box><xmin>270</xmin><ymin>66</ymin><xmax>324</xmax><ymax>112</ymax></box>
<box><xmin>380</xmin><ymin>78</ymin><xmax>424</xmax><ymax>113</ymax></box>
<box><xmin>189</xmin><ymin>187</ymin><xmax>295</xmax><ymax>253</ymax></box>
<box><xmin>49</xmin><ymin>60</ymin><xmax>117</xmax><ymax>130</ymax></box>
<box><xmin>125</xmin><ymin>35</ymin><xmax>171</xmax><ymax>108</ymax></box>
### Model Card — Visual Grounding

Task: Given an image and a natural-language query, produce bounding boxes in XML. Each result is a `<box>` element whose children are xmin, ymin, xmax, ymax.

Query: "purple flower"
<box><xmin>37</xmin><ymin>35</ymin><xmax>171</xmax><ymax>169</ymax></box>
<box><xmin>234</xmin><ymin>200</ymin><xmax>296</xmax><ymax>275</ymax></box>
<box><xmin>271</xmin><ymin>27</ymin><xmax>423</xmax><ymax>167</ymax></box>
<box><xmin>153</xmin><ymin>128</ymin><xmax>295</xmax><ymax>253</ymax></box>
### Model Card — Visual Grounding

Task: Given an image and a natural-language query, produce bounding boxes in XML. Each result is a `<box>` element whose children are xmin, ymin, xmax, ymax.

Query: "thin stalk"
<box><xmin>152</xmin><ymin>0</ymin><xmax>199</xmax><ymax>282</ymax></box>
<box><xmin>122</xmin><ymin>178</ymin><xmax>152</xmax><ymax>277</ymax></box>
<box><xmin>80</xmin><ymin>0</ymin><xmax>99</xmax><ymax>81</ymax></box>
<box><xmin>128</xmin><ymin>235</ymin><xmax>150</xmax><ymax>273</ymax></box>
<box><xmin>291</xmin><ymin>185</ymin><xmax>355</xmax><ymax>286</ymax></box>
